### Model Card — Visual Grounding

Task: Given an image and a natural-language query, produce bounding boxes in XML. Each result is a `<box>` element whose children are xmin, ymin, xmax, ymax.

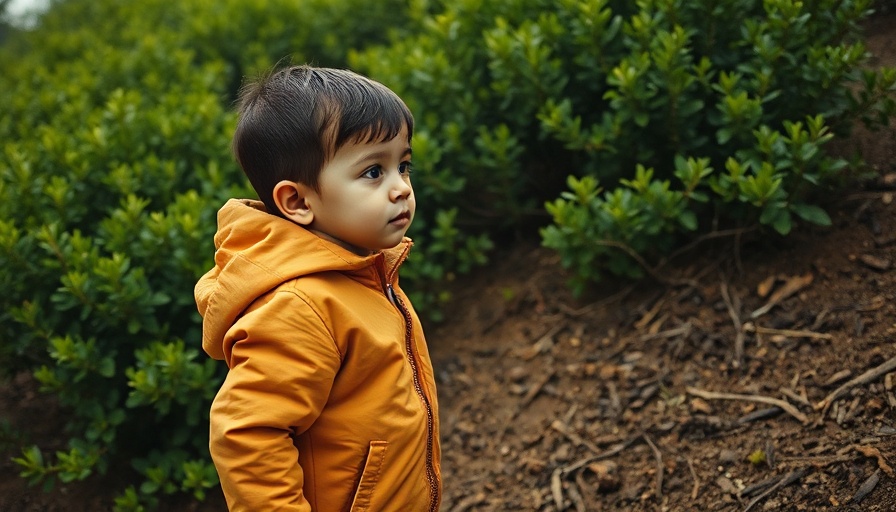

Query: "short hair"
<box><xmin>232</xmin><ymin>65</ymin><xmax>414</xmax><ymax>216</ymax></box>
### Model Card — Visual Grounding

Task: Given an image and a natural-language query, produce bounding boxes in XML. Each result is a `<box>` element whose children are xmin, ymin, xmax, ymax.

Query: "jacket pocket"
<box><xmin>349</xmin><ymin>441</ymin><xmax>389</xmax><ymax>512</ymax></box>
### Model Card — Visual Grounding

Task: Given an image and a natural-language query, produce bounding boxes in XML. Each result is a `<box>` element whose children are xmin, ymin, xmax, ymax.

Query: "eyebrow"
<box><xmin>353</xmin><ymin>147</ymin><xmax>412</xmax><ymax>167</ymax></box>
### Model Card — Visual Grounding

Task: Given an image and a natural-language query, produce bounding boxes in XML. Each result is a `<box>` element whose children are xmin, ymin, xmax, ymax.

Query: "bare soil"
<box><xmin>1</xmin><ymin>10</ymin><xmax>895</xmax><ymax>512</ymax></box>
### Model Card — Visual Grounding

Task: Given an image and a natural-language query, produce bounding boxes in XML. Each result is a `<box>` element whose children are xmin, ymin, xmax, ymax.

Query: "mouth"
<box><xmin>389</xmin><ymin>211</ymin><xmax>411</xmax><ymax>224</ymax></box>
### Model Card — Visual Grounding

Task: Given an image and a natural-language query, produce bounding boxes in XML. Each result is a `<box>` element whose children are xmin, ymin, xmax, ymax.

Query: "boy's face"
<box><xmin>303</xmin><ymin>126</ymin><xmax>415</xmax><ymax>255</ymax></box>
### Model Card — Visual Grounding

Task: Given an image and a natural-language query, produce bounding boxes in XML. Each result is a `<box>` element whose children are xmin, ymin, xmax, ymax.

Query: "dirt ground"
<box><xmin>1</xmin><ymin>9</ymin><xmax>896</xmax><ymax>512</ymax></box>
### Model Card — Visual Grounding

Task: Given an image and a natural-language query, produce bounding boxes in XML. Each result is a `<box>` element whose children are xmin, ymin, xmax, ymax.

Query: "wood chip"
<box><xmin>852</xmin><ymin>469</ymin><xmax>881</xmax><ymax>504</ymax></box>
<box><xmin>858</xmin><ymin>254</ymin><xmax>891</xmax><ymax>271</ymax></box>
<box><xmin>756</xmin><ymin>275</ymin><xmax>777</xmax><ymax>298</ymax></box>
<box><xmin>750</xmin><ymin>273</ymin><xmax>813</xmax><ymax>319</ymax></box>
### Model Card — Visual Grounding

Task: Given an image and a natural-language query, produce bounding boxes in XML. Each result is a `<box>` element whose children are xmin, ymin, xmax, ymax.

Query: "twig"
<box><xmin>741</xmin><ymin>472</ymin><xmax>787</xmax><ymax>498</ymax></box>
<box><xmin>513</xmin><ymin>371</ymin><xmax>554</xmax><ymax>418</ymax></box>
<box><xmin>686</xmin><ymin>387</ymin><xmax>809</xmax><ymax>424</ymax></box>
<box><xmin>559</xmin><ymin>285</ymin><xmax>635</xmax><ymax>317</ymax></box>
<box><xmin>779</xmin><ymin>387</ymin><xmax>811</xmax><ymax>407</ymax></box>
<box><xmin>778</xmin><ymin>453</ymin><xmax>854</xmax><ymax>467</ymax></box>
<box><xmin>687</xmin><ymin>458</ymin><xmax>700</xmax><ymax>501</ymax></box>
<box><xmin>742</xmin><ymin>468</ymin><xmax>809</xmax><ymax>512</ymax></box>
<box><xmin>587</xmin><ymin>239</ymin><xmax>699</xmax><ymax>287</ymax></box>
<box><xmin>853</xmin><ymin>445</ymin><xmax>895</xmax><ymax>477</ymax></box>
<box><xmin>551</xmin><ymin>420</ymin><xmax>602</xmax><ymax>456</ymax></box>
<box><xmin>743</xmin><ymin>324</ymin><xmax>833</xmax><ymax>341</ymax></box>
<box><xmin>814</xmin><ymin>355</ymin><xmax>896</xmax><ymax>414</ymax></box>
<box><xmin>750</xmin><ymin>273</ymin><xmax>814</xmax><ymax>319</ymax></box>
<box><xmin>450</xmin><ymin>492</ymin><xmax>488</xmax><ymax>512</ymax></box>
<box><xmin>720</xmin><ymin>279</ymin><xmax>745</xmax><ymax>368</ymax></box>
<box><xmin>737</xmin><ymin>406</ymin><xmax>783</xmax><ymax>424</ymax></box>
<box><xmin>557</xmin><ymin>435</ymin><xmax>642</xmax><ymax>475</ymax></box>
<box><xmin>659</xmin><ymin>226</ymin><xmax>758</xmax><ymax>272</ymax></box>
<box><xmin>551</xmin><ymin>469</ymin><xmax>564</xmax><ymax>510</ymax></box>
<box><xmin>636</xmin><ymin>322</ymin><xmax>692</xmax><ymax>343</ymax></box>
<box><xmin>643</xmin><ymin>434</ymin><xmax>664</xmax><ymax>500</ymax></box>
<box><xmin>634</xmin><ymin>294</ymin><xmax>667</xmax><ymax>330</ymax></box>
<box><xmin>566</xmin><ymin>476</ymin><xmax>586</xmax><ymax>512</ymax></box>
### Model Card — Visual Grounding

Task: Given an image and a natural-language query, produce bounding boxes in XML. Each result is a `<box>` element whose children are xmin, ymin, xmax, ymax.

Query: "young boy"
<box><xmin>194</xmin><ymin>65</ymin><xmax>441</xmax><ymax>511</ymax></box>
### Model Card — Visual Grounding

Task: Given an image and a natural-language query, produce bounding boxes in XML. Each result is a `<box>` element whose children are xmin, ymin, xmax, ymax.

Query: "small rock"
<box><xmin>715</xmin><ymin>475</ymin><xmax>738</xmax><ymax>494</ymax></box>
<box><xmin>719</xmin><ymin>449</ymin><xmax>739</xmax><ymax>465</ymax></box>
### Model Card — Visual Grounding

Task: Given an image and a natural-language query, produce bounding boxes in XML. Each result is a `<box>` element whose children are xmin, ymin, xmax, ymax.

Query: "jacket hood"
<box><xmin>195</xmin><ymin>199</ymin><xmax>412</xmax><ymax>360</ymax></box>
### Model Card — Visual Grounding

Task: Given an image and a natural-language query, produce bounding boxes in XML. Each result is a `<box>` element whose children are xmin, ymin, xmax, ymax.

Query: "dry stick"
<box><xmin>744</xmin><ymin>324</ymin><xmax>833</xmax><ymax>341</ymax></box>
<box><xmin>565</xmin><ymin>477</ymin><xmax>587</xmax><ymax>512</ymax></box>
<box><xmin>588</xmin><ymin>239</ymin><xmax>700</xmax><ymax>288</ymax></box>
<box><xmin>554</xmin><ymin>435</ymin><xmax>642</xmax><ymax>478</ymax></box>
<box><xmin>687</xmin><ymin>458</ymin><xmax>700</xmax><ymax>501</ymax></box>
<box><xmin>551</xmin><ymin>470</ymin><xmax>564</xmax><ymax>510</ymax></box>
<box><xmin>742</xmin><ymin>468</ymin><xmax>809</xmax><ymax>512</ymax></box>
<box><xmin>512</xmin><ymin>371</ymin><xmax>555</xmax><ymax>420</ymax></box>
<box><xmin>551</xmin><ymin>420</ymin><xmax>602</xmax><ymax>456</ymax></box>
<box><xmin>686</xmin><ymin>387</ymin><xmax>809</xmax><ymax>424</ymax></box>
<box><xmin>720</xmin><ymin>280</ymin><xmax>745</xmax><ymax>369</ymax></box>
<box><xmin>853</xmin><ymin>445</ymin><xmax>895</xmax><ymax>477</ymax></box>
<box><xmin>643</xmin><ymin>434</ymin><xmax>664</xmax><ymax>500</ymax></box>
<box><xmin>657</xmin><ymin>226</ymin><xmax>758</xmax><ymax>273</ymax></box>
<box><xmin>636</xmin><ymin>322</ymin><xmax>692</xmax><ymax>343</ymax></box>
<box><xmin>560</xmin><ymin>284</ymin><xmax>635</xmax><ymax>318</ymax></box>
<box><xmin>814</xmin><ymin>354</ymin><xmax>896</xmax><ymax>414</ymax></box>
<box><xmin>549</xmin><ymin>434</ymin><xmax>641</xmax><ymax>510</ymax></box>
<box><xmin>779</xmin><ymin>387</ymin><xmax>811</xmax><ymax>407</ymax></box>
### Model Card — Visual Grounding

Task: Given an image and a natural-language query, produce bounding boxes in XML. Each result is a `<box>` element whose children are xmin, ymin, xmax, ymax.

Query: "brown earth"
<box><xmin>1</xmin><ymin>10</ymin><xmax>896</xmax><ymax>512</ymax></box>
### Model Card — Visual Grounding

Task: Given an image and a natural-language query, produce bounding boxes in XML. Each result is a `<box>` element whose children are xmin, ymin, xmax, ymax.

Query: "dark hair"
<box><xmin>232</xmin><ymin>65</ymin><xmax>414</xmax><ymax>216</ymax></box>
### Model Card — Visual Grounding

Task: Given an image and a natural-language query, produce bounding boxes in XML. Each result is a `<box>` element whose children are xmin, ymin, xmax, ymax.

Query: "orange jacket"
<box><xmin>195</xmin><ymin>199</ymin><xmax>441</xmax><ymax>511</ymax></box>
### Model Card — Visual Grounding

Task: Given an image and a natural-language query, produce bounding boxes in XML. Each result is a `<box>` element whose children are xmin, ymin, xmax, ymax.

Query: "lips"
<box><xmin>389</xmin><ymin>211</ymin><xmax>411</xmax><ymax>224</ymax></box>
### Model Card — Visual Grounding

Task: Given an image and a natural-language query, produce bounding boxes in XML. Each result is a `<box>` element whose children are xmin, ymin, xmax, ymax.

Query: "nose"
<box><xmin>389</xmin><ymin>172</ymin><xmax>412</xmax><ymax>202</ymax></box>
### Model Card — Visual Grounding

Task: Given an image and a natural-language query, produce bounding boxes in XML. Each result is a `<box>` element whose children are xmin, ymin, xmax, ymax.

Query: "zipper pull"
<box><xmin>386</xmin><ymin>283</ymin><xmax>399</xmax><ymax>307</ymax></box>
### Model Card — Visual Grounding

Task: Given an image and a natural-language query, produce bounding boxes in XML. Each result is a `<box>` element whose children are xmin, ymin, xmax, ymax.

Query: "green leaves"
<box><xmin>533</xmin><ymin>0</ymin><xmax>880</xmax><ymax>292</ymax></box>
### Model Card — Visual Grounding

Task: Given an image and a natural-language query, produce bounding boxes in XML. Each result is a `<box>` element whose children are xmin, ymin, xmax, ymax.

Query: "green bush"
<box><xmin>0</xmin><ymin>0</ymin><xmax>414</xmax><ymax>508</ymax></box>
<box><xmin>355</xmin><ymin>0</ymin><xmax>895</xmax><ymax>294</ymax></box>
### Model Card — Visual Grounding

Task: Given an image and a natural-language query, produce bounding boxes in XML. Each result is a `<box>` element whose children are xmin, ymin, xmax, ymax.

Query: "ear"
<box><xmin>272</xmin><ymin>180</ymin><xmax>315</xmax><ymax>226</ymax></box>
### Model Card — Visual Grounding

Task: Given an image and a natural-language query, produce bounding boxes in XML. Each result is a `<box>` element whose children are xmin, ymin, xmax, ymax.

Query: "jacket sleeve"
<box><xmin>209</xmin><ymin>290</ymin><xmax>341</xmax><ymax>512</ymax></box>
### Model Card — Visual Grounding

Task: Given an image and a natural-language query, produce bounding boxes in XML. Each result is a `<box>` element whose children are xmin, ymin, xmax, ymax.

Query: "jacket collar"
<box><xmin>195</xmin><ymin>199</ymin><xmax>413</xmax><ymax>359</ymax></box>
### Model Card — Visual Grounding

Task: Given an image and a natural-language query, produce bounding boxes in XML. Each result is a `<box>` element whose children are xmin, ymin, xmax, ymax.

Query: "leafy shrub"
<box><xmin>354</xmin><ymin>0</ymin><xmax>895</xmax><ymax>294</ymax></box>
<box><xmin>538</xmin><ymin>0</ymin><xmax>896</xmax><ymax>290</ymax></box>
<box><xmin>0</xmin><ymin>0</ymin><xmax>414</xmax><ymax>508</ymax></box>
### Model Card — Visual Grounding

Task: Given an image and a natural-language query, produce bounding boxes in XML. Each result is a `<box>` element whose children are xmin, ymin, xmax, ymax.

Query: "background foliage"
<box><xmin>356</xmin><ymin>0</ymin><xmax>895</xmax><ymax>294</ymax></box>
<box><xmin>0</xmin><ymin>0</ymin><xmax>893</xmax><ymax>509</ymax></box>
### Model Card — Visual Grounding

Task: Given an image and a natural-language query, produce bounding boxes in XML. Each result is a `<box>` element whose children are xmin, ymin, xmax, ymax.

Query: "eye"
<box><xmin>361</xmin><ymin>166</ymin><xmax>382</xmax><ymax>179</ymax></box>
<box><xmin>399</xmin><ymin>162</ymin><xmax>413</xmax><ymax>175</ymax></box>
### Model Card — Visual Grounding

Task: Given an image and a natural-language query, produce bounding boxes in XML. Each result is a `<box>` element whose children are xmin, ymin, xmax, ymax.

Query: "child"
<box><xmin>194</xmin><ymin>65</ymin><xmax>441</xmax><ymax>511</ymax></box>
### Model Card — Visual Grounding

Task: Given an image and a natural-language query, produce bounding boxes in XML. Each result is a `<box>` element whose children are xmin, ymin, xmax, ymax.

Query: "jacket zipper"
<box><xmin>387</xmin><ymin>283</ymin><xmax>439</xmax><ymax>512</ymax></box>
